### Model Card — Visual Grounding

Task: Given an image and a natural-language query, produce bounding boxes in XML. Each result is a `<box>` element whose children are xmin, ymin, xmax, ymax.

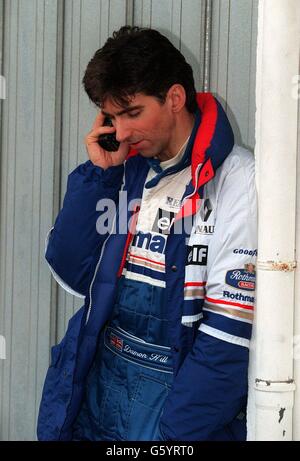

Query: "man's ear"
<box><xmin>167</xmin><ymin>84</ymin><xmax>186</xmax><ymax>113</ymax></box>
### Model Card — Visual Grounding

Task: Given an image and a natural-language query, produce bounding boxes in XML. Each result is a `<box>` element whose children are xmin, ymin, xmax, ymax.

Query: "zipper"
<box><xmin>85</xmin><ymin>162</ymin><xmax>127</xmax><ymax>325</ymax></box>
<box><xmin>181</xmin><ymin>162</ymin><xmax>202</xmax><ymax>206</ymax></box>
<box><xmin>85</xmin><ymin>161</ymin><xmax>204</xmax><ymax>325</ymax></box>
<box><xmin>117</xmin><ymin>202</ymin><xmax>140</xmax><ymax>278</ymax></box>
<box><xmin>116</xmin><ymin>326</ymin><xmax>147</xmax><ymax>343</ymax></box>
<box><xmin>172</xmin><ymin>162</ymin><xmax>203</xmax><ymax>225</ymax></box>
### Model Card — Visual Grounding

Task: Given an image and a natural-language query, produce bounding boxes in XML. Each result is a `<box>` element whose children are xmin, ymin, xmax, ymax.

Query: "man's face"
<box><xmin>101</xmin><ymin>93</ymin><xmax>175</xmax><ymax>159</ymax></box>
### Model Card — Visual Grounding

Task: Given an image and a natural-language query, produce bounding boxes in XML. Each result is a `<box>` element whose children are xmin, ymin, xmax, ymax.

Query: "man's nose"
<box><xmin>115</xmin><ymin>120</ymin><xmax>132</xmax><ymax>143</ymax></box>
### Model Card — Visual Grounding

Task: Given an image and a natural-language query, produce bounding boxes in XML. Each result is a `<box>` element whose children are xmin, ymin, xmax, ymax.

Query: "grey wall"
<box><xmin>210</xmin><ymin>0</ymin><xmax>258</xmax><ymax>149</ymax></box>
<box><xmin>0</xmin><ymin>0</ymin><xmax>258</xmax><ymax>440</ymax></box>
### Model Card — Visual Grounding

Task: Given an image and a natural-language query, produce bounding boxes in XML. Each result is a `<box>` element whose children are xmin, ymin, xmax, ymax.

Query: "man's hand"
<box><xmin>85</xmin><ymin>112</ymin><xmax>129</xmax><ymax>169</ymax></box>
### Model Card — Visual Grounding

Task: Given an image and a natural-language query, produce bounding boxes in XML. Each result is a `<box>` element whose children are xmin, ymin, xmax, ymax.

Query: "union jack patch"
<box><xmin>110</xmin><ymin>334</ymin><xmax>123</xmax><ymax>351</ymax></box>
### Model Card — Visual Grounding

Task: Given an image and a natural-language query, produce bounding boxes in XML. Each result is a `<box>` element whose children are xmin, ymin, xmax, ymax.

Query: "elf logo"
<box><xmin>186</xmin><ymin>245</ymin><xmax>208</xmax><ymax>266</ymax></box>
<box><xmin>152</xmin><ymin>208</ymin><xmax>176</xmax><ymax>234</ymax></box>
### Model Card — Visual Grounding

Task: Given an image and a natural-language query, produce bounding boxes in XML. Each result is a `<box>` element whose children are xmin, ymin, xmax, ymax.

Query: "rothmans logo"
<box><xmin>225</xmin><ymin>268</ymin><xmax>256</xmax><ymax>291</ymax></box>
<box><xmin>223</xmin><ymin>290</ymin><xmax>255</xmax><ymax>303</ymax></box>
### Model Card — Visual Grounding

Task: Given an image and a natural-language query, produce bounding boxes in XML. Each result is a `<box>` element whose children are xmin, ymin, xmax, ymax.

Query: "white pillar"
<box><xmin>293</xmin><ymin>38</ymin><xmax>300</xmax><ymax>442</ymax></box>
<box><xmin>248</xmin><ymin>0</ymin><xmax>300</xmax><ymax>441</ymax></box>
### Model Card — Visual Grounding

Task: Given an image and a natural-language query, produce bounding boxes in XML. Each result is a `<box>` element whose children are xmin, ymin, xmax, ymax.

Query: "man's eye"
<box><xmin>128</xmin><ymin>111</ymin><xmax>140</xmax><ymax>118</ymax></box>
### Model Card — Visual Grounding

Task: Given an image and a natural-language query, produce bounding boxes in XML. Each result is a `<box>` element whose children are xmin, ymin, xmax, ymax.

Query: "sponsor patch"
<box><xmin>233</xmin><ymin>248</ymin><xmax>257</xmax><ymax>257</ymax></box>
<box><xmin>110</xmin><ymin>334</ymin><xmax>123</xmax><ymax>351</ymax></box>
<box><xmin>152</xmin><ymin>208</ymin><xmax>176</xmax><ymax>234</ymax></box>
<box><xmin>244</xmin><ymin>263</ymin><xmax>256</xmax><ymax>274</ymax></box>
<box><xmin>225</xmin><ymin>268</ymin><xmax>256</xmax><ymax>291</ymax></box>
<box><xmin>223</xmin><ymin>290</ymin><xmax>255</xmax><ymax>303</ymax></box>
<box><xmin>186</xmin><ymin>245</ymin><xmax>208</xmax><ymax>266</ymax></box>
<box><xmin>165</xmin><ymin>196</ymin><xmax>182</xmax><ymax>209</ymax></box>
<box><xmin>131</xmin><ymin>230</ymin><xmax>167</xmax><ymax>254</ymax></box>
<box><xmin>200</xmin><ymin>198</ymin><xmax>213</xmax><ymax>222</ymax></box>
<box><xmin>194</xmin><ymin>224</ymin><xmax>215</xmax><ymax>235</ymax></box>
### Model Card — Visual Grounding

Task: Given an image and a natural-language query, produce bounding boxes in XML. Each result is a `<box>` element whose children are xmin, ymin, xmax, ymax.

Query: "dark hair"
<box><xmin>82</xmin><ymin>26</ymin><xmax>197</xmax><ymax>113</ymax></box>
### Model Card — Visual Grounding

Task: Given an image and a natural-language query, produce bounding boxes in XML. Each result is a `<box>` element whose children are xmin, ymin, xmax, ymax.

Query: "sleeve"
<box><xmin>160</xmin><ymin>153</ymin><xmax>257</xmax><ymax>441</ymax></box>
<box><xmin>45</xmin><ymin>160</ymin><xmax>124</xmax><ymax>297</ymax></box>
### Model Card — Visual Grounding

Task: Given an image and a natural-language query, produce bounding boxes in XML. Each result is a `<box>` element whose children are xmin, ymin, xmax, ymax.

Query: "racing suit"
<box><xmin>37</xmin><ymin>93</ymin><xmax>257</xmax><ymax>441</ymax></box>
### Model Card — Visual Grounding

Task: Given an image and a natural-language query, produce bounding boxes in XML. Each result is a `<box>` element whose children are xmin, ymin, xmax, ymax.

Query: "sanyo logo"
<box><xmin>0</xmin><ymin>335</ymin><xmax>6</xmax><ymax>360</ymax></box>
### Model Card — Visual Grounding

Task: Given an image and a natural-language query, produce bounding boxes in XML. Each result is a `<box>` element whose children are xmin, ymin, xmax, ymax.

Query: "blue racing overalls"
<box><xmin>71</xmin><ymin>144</ymin><xmax>192</xmax><ymax>441</ymax></box>
<box><xmin>72</xmin><ymin>275</ymin><xmax>173</xmax><ymax>441</ymax></box>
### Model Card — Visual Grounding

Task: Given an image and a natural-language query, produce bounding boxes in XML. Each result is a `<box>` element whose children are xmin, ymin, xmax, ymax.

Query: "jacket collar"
<box><xmin>127</xmin><ymin>92</ymin><xmax>234</xmax><ymax>196</ymax></box>
<box><xmin>144</xmin><ymin>109</ymin><xmax>201</xmax><ymax>189</ymax></box>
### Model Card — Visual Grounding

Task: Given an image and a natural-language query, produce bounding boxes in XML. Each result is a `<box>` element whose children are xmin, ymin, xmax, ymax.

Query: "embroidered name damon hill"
<box><xmin>109</xmin><ymin>334</ymin><xmax>169</xmax><ymax>363</ymax></box>
<box><xmin>124</xmin><ymin>345</ymin><xmax>168</xmax><ymax>363</ymax></box>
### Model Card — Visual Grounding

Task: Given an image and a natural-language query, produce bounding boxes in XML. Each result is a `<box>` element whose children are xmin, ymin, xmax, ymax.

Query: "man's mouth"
<box><xmin>129</xmin><ymin>140</ymin><xmax>145</xmax><ymax>149</ymax></box>
<box><xmin>130</xmin><ymin>140</ymin><xmax>142</xmax><ymax>146</ymax></box>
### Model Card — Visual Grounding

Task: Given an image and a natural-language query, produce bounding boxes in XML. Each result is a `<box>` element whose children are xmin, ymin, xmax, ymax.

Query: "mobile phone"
<box><xmin>98</xmin><ymin>116</ymin><xmax>120</xmax><ymax>152</ymax></box>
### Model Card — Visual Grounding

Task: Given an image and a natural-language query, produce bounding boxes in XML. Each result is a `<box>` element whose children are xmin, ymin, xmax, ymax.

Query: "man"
<box><xmin>37</xmin><ymin>26</ymin><xmax>257</xmax><ymax>441</ymax></box>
